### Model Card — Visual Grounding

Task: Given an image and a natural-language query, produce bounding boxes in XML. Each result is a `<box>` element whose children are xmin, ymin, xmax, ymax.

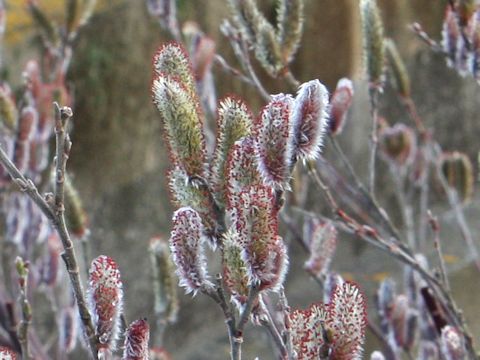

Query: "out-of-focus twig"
<box><xmin>0</xmin><ymin>105</ymin><xmax>99</xmax><ymax>359</ymax></box>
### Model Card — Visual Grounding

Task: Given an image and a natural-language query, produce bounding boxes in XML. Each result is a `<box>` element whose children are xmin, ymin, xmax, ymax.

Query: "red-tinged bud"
<box><xmin>438</xmin><ymin>151</ymin><xmax>474</xmax><ymax>203</ymax></box>
<box><xmin>17</xmin><ymin>107</ymin><xmax>38</xmax><ymax>142</ymax></box>
<box><xmin>0</xmin><ymin>346</ymin><xmax>17</xmax><ymax>359</ymax></box>
<box><xmin>288</xmin><ymin>303</ymin><xmax>328</xmax><ymax>359</ymax></box>
<box><xmin>152</xmin><ymin>75</ymin><xmax>206</xmax><ymax>177</ymax></box>
<box><xmin>378</xmin><ymin>123</ymin><xmax>416</xmax><ymax>166</ymax></box>
<box><xmin>153</xmin><ymin>42</ymin><xmax>196</xmax><ymax>96</ymax></box>
<box><xmin>370</xmin><ymin>351</ymin><xmax>385</xmax><ymax>360</ymax></box>
<box><xmin>330</xmin><ymin>78</ymin><xmax>354</xmax><ymax>136</ymax></box>
<box><xmin>327</xmin><ymin>281</ymin><xmax>367</xmax><ymax>359</ymax></box>
<box><xmin>304</xmin><ymin>220</ymin><xmax>337</xmax><ymax>278</ymax></box>
<box><xmin>291</xmin><ymin>80</ymin><xmax>329</xmax><ymax>160</ymax></box>
<box><xmin>234</xmin><ymin>185</ymin><xmax>288</xmax><ymax>291</ymax></box>
<box><xmin>441</xmin><ymin>326</ymin><xmax>466</xmax><ymax>360</ymax></box>
<box><xmin>122</xmin><ymin>319</ymin><xmax>150</xmax><ymax>360</ymax></box>
<box><xmin>225</xmin><ymin>136</ymin><xmax>262</xmax><ymax>216</ymax></box>
<box><xmin>442</xmin><ymin>6</ymin><xmax>461</xmax><ymax>68</ymax></box>
<box><xmin>58</xmin><ymin>307</ymin><xmax>78</xmax><ymax>353</ymax></box>
<box><xmin>169</xmin><ymin>207</ymin><xmax>212</xmax><ymax>294</ymax></box>
<box><xmin>254</xmin><ymin>94</ymin><xmax>294</xmax><ymax>189</ymax></box>
<box><xmin>211</xmin><ymin>97</ymin><xmax>253</xmax><ymax>209</ymax></box>
<box><xmin>150</xmin><ymin>347</ymin><xmax>172</xmax><ymax>360</ymax></box>
<box><xmin>87</xmin><ymin>255</ymin><xmax>123</xmax><ymax>351</ymax></box>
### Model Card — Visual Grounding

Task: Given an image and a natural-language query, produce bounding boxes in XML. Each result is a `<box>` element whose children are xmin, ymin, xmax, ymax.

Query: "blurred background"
<box><xmin>2</xmin><ymin>1</ymin><xmax>480</xmax><ymax>358</ymax></box>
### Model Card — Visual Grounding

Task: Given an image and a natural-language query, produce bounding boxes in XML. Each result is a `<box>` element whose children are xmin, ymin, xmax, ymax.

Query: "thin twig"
<box><xmin>213</xmin><ymin>54</ymin><xmax>256</xmax><ymax>87</ymax></box>
<box><xmin>303</xmin><ymin>161</ymin><xmax>479</xmax><ymax>359</ymax></box>
<box><xmin>204</xmin><ymin>275</ymin><xmax>237</xmax><ymax>360</ymax></box>
<box><xmin>278</xmin><ymin>288</ymin><xmax>294</xmax><ymax>360</ymax></box>
<box><xmin>367</xmin><ymin>87</ymin><xmax>380</xmax><ymax>199</ymax></box>
<box><xmin>240</xmin><ymin>41</ymin><xmax>270</xmax><ymax>102</ymax></box>
<box><xmin>431</xmin><ymin>142</ymin><xmax>480</xmax><ymax>272</ymax></box>
<box><xmin>410</xmin><ymin>22</ymin><xmax>445</xmax><ymax>54</ymax></box>
<box><xmin>390</xmin><ymin>165</ymin><xmax>416</xmax><ymax>249</ymax></box>
<box><xmin>258</xmin><ymin>296</ymin><xmax>287</xmax><ymax>358</ymax></box>
<box><xmin>427</xmin><ymin>211</ymin><xmax>450</xmax><ymax>292</ymax></box>
<box><xmin>283</xmin><ymin>69</ymin><xmax>300</xmax><ymax>90</ymax></box>
<box><xmin>0</xmin><ymin>105</ymin><xmax>99</xmax><ymax>359</ymax></box>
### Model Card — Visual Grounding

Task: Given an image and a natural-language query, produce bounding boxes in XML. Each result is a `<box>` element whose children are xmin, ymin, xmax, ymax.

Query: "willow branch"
<box><xmin>0</xmin><ymin>104</ymin><xmax>98</xmax><ymax>359</ymax></box>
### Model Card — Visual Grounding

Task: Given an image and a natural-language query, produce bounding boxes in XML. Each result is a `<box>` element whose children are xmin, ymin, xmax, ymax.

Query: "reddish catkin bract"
<box><xmin>87</xmin><ymin>255</ymin><xmax>123</xmax><ymax>351</ymax></box>
<box><xmin>225</xmin><ymin>136</ymin><xmax>263</xmax><ymax>225</ymax></box>
<box><xmin>289</xmin><ymin>303</ymin><xmax>328</xmax><ymax>359</ymax></box>
<box><xmin>0</xmin><ymin>346</ymin><xmax>17</xmax><ymax>359</ymax></box>
<box><xmin>329</xmin><ymin>78</ymin><xmax>354</xmax><ymax>136</ymax></box>
<box><xmin>122</xmin><ymin>319</ymin><xmax>150</xmax><ymax>360</ymax></box>
<box><xmin>169</xmin><ymin>207</ymin><xmax>212</xmax><ymax>294</ymax></box>
<box><xmin>254</xmin><ymin>94</ymin><xmax>294</xmax><ymax>189</ymax></box>
<box><xmin>211</xmin><ymin>97</ymin><xmax>253</xmax><ymax>209</ymax></box>
<box><xmin>291</xmin><ymin>80</ymin><xmax>329</xmax><ymax>160</ymax></box>
<box><xmin>327</xmin><ymin>282</ymin><xmax>367</xmax><ymax>359</ymax></box>
<box><xmin>233</xmin><ymin>185</ymin><xmax>288</xmax><ymax>291</ymax></box>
